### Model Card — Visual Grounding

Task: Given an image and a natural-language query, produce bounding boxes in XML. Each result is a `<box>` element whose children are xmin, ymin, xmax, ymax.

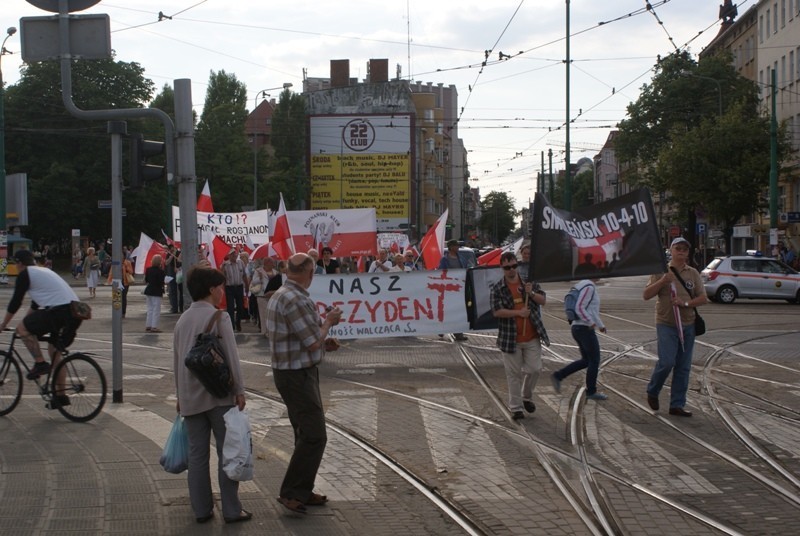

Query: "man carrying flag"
<box><xmin>643</xmin><ymin>237</ymin><xmax>707</xmax><ymax>417</ymax></box>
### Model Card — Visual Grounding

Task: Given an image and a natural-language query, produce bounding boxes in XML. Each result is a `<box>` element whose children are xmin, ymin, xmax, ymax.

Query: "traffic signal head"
<box><xmin>129</xmin><ymin>133</ymin><xmax>165</xmax><ymax>188</ymax></box>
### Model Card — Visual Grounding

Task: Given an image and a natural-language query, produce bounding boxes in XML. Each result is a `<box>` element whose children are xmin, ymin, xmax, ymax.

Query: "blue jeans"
<box><xmin>555</xmin><ymin>324</ymin><xmax>600</xmax><ymax>395</ymax></box>
<box><xmin>647</xmin><ymin>323</ymin><xmax>696</xmax><ymax>409</ymax></box>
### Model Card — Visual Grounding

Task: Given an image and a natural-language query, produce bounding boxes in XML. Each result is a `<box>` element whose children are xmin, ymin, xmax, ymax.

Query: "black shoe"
<box><xmin>26</xmin><ymin>361</ymin><xmax>51</xmax><ymax>380</ymax></box>
<box><xmin>512</xmin><ymin>410</ymin><xmax>525</xmax><ymax>420</ymax></box>
<box><xmin>669</xmin><ymin>407</ymin><xmax>692</xmax><ymax>417</ymax></box>
<box><xmin>196</xmin><ymin>512</ymin><xmax>214</xmax><ymax>524</ymax></box>
<box><xmin>523</xmin><ymin>400</ymin><xmax>536</xmax><ymax>413</ymax></box>
<box><xmin>453</xmin><ymin>333</ymin><xmax>468</xmax><ymax>341</ymax></box>
<box><xmin>46</xmin><ymin>395</ymin><xmax>70</xmax><ymax>410</ymax></box>
<box><xmin>647</xmin><ymin>395</ymin><xmax>659</xmax><ymax>411</ymax></box>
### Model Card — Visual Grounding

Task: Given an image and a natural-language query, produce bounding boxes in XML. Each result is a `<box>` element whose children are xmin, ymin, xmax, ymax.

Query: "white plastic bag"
<box><xmin>222</xmin><ymin>407</ymin><xmax>254</xmax><ymax>481</ymax></box>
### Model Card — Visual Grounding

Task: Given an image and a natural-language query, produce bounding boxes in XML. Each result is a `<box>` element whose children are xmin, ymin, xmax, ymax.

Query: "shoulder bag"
<box><xmin>184</xmin><ymin>310</ymin><xmax>234</xmax><ymax>397</ymax></box>
<box><xmin>670</xmin><ymin>267</ymin><xmax>706</xmax><ymax>336</ymax></box>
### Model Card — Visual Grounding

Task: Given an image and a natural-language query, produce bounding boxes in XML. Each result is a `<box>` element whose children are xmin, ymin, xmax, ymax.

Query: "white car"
<box><xmin>701</xmin><ymin>255</ymin><xmax>800</xmax><ymax>304</ymax></box>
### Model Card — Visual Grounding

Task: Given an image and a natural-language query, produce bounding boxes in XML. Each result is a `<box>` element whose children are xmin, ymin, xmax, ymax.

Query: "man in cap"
<box><xmin>0</xmin><ymin>250</ymin><xmax>83</xmax><ymax>407</ymax></box>
<box><xmin>643</xmin><ymin>237</ymin><xmax>707</xmax><ymax>417</ymax></box>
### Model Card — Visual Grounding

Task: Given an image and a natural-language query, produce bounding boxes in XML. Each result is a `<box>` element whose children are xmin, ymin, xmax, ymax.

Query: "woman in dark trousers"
<box><xmin>144</xmin><ymin>255</ymin><xmax>166</xmax><ymax>332</ymax></box>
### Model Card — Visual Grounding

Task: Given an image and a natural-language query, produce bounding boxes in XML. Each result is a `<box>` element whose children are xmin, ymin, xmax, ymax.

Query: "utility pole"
<box><xmin>564</xmin><ymin>0</ymin><xmax>572</xmax><ymax>210</ymax></box>
<box><xmin>769</xmin><ymin>69</ymin><xmax>778</xmax><ymax>250</ymax></box>
<box><xmin>548</xmin><ymin>149</ymin><xmax>554</xmax><ymax>201</ymax></box>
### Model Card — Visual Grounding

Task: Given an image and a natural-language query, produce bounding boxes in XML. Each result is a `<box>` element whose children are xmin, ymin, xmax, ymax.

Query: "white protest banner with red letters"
<box><xmin>171</xmin><ymin>207</ymin><xmax>270</xmax><ymax>245</ymax></box>
<box><xmin>285</xmin><ymin>208</ymin><xmax>377</xmax><ymax>257</ymax></box>
<box><xmin>308</xmin><ymin>269</ymin><xmax>469</xmax><ymax>339</ymax></box>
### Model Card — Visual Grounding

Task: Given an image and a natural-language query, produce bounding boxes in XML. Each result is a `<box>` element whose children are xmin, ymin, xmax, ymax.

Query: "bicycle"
<box><xmin>0</xmin><ymin>330</ymin><xmax>107</xmax><ymax>422</ymax></box>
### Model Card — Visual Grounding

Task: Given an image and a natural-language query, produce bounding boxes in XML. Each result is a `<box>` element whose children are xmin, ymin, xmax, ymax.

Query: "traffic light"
<box><xmin>129</xmin><ymin>133</ymin><xmax>165</xmax><ymax>188</ymax></box>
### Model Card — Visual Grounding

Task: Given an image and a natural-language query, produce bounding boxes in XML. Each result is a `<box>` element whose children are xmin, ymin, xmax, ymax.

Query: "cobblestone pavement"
<box><xmin>0</xmin><ymin>275</ymin><xmax>798</xmax><ymax>535</ymax></box>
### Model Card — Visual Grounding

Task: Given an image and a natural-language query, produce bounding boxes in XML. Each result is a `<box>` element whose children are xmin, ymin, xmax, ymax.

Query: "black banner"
<box><xmin>529</xmin><ymin>188</ymin><xmax>666</xmax><ymax>283</ymax></box>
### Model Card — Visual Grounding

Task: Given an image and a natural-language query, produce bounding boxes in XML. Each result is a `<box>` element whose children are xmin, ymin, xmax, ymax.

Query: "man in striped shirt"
<box><xmin>265</xmin><ymin>253</ymin><xmax>342</xmax><ymax>513</ymax></box>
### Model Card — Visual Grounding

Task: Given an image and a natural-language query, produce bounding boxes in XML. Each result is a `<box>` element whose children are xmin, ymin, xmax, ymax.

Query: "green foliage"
<box><xmin>4</xmin><ymin>57</ymin><xmax>158</xmax><ymax>244</ymax></box>
<box><xmin>550</xmin><ymin>169</ymin><xmax>595</xmax><ymax>210</ymax></box>
<box><xmin>263</xmin><ymin>90</ymin><xmax>307</xmax><ymax>210</ymax></box>
<box><xmin>615</xmin><ymin>50</ymin><xmax>780</xmax><ymax>243</ymax></box>
<box><xmin>195</xmin><ymin>70</ymin><xmax>252</xmax><ymax>211</ymax></box>
<box><xmin>479</xmin><ymin>191</ymin><xmax>518</xmax><ymax>245</ymax></box>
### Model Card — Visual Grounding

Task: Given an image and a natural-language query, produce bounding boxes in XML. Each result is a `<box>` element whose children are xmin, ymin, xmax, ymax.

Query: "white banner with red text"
<box><xmin>309</xmin><ymin>269</ymin><xmax>470</xmax><ymax>339</ymax></box>
<box><xmin>172</xmin><ymin>207</ymin><xmax>270</xmax><ymax>245</ymax></box>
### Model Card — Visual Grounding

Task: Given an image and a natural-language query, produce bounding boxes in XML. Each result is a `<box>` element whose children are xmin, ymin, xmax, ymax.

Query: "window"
<box><xmin>782</xmin><ymin>0</ymin><xmax>786</xmax><ymax>27</ymax></box>
<box><xmin>767</xmin><ymin>9</ymin><xmax>771</xmax><ymax>36</ymax></box>
<box><xmin>792</xmin><ymin>50</ymin><xmax>795</xmax><ymax>86</ymax></box>
<box><xmin>760</xmin><ymin>15</ymin><xmax>764</xmax><ymax>43</ymax></box>
<box><xmin>782</xmin><ymin>55</ymin><xmax>787</xmax><ymax>86</ymax></box>
<box><xmin>775</xmin><ymin>3</ymin><xmax>779</xmax><ymax>32</ymax></box>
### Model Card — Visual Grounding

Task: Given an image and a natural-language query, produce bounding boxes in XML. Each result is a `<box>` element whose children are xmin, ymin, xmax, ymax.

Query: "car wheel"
<box><xmin>716</xmin><ymin>285</ymin><xmax>737</xmax><ymax>304</ymax></box>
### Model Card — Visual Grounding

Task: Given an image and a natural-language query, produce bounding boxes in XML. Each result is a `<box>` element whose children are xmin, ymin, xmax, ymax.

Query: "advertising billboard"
<box><xmin>309</xmin><ymin>114</ymin><xmax>412</xmax><ymax>232</ymax></box>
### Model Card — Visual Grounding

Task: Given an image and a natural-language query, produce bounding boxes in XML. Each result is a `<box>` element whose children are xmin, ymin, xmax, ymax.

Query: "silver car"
<box><xmin>701</xmin><ymin>255</ymin><xmax>800</xmax><ymax>304</ymax></box>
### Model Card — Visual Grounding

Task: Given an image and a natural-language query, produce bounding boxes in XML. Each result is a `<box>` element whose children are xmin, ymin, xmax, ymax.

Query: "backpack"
<box><xmin>564</xmin><ymin>284</ymin><xmax>593</xmax><ymax>324</ymax></box>
<box><xmin>184</xmin><ymin>311</ymin><xmax>234</xmax><ymax>398</ymax></box>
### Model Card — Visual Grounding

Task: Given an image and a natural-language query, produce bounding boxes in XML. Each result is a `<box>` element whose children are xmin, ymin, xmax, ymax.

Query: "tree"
<box><xmin>195</xmin><ymin>70</ymin><xmax>251</xmax><ymax>211</ymax></box>
<box><xmin>263</xmin><ymin>89</ymin><xmax>307</xmax><ymax>210</ymax></box>
<box><xmin>550</xmin><ymin>168</ymin><xmax>595</xmax><ymax>210</ymax></box>
<box><xmin>4</xmin><ymin>56</ymin><xmax>157</xmax><ymax>246</ymax></box>
<box><xmin>615</xmin><ymin>50</ymin><xmax>779</xmax><ymax>248</ymax></box>
<box><xmin>657</xmin><ymin>101</ymin><xmax>787</xmax><ymax>247</ymax></box>
<box><xmin>479</xmin><ymin>191</ymin><xmax>518</xmax><ymax>245</ymax></box>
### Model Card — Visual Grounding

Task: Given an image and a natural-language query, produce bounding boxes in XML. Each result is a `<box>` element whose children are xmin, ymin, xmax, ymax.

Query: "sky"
<box><xmin>2</xmin><ymin>0</ymin><xmax>740</xmax><ymax>212</ymax></box>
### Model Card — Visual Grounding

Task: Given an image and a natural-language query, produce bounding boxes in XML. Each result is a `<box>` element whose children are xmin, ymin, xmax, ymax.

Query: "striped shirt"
<box><xmin>265</xmin><ymin>279</ymin><xmax>323</xmax><ymax>370</ymax></box>
<box><xmin>221</xmin><ymin>258</ymin><xmax>245</xmax><ymax>286</ymax></box>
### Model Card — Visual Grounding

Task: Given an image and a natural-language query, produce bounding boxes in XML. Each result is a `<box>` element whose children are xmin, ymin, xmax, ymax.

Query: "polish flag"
<box><xmin>197</xmin><ymin>180</ymin><xmax>214</xmax><ymax>212</ymax></box>
<box><xmin>356</xmin><ymin>255</ymin><xmax>366</xmax><ymax>273</ymax></box>
<box><xmin>271</xmin><ymin>193</ymin><xmax>295</xmax><ymax>260</ymax></box>
<box><xmin>203</xmin><ymin>230</ymin><xmax>232</xmax><ymax>269</ymax></box>
<box><xmin>131</xmin><ymin>232</ymin><xmax>168</xmax><ymax>274</ymax></box>
<box><xmin>420</xmin><ymin>209</ymin><xmax>448</xmax><ymax>270</ymax></box>
<box><xmin>160</xmin><ymin>229</ymin><xmax>181</xmax><ymax>249</ymax></box>
<box><xmin>478</xmin><ymin>237</ymin><xmax>524</xmax><ymax>266</ymax></box>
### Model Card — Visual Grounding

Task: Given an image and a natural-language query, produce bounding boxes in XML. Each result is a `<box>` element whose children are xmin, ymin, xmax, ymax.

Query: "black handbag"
<box><xmin>670</xmin><ymin>267</ymin><xmax>706</xmax><ymax>336</ymax></box>
<box><xmin>184</xmin><ymin>310</ymin><xmax>234</xmax><ymax>398</ymax></box>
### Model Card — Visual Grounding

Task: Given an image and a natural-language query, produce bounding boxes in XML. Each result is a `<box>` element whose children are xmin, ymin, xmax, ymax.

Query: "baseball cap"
<box><xmin>670</xmin><ymin>237</ymin><xmax>691</xmax><ymax>248</ymax></box>
<box><xmin>14</xmin><ymin>249</ymin><xmax>35</xmax><ymax>266</ymax></box>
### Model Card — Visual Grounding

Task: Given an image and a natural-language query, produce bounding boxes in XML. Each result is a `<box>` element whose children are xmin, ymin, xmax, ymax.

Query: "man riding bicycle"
<box><xmin>0</xmin><ymin>249</ymin><xmax>82</xmax><ymax>407</ymax></box>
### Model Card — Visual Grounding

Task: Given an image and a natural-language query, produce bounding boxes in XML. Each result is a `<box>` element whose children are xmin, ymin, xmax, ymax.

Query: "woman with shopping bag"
<box><xmin>172</xmin><ymin>264</ymin><xmax>252</xmax><ymax>525</ymax></box>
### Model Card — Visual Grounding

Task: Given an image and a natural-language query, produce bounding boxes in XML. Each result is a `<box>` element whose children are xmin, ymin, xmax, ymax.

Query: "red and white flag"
<box><xmin>356</xmin><ymin>255</ymin><xmax>366</xmax><ymax>273</ymax></box>
<box><xmin>478</xmin><ymin>237</ymin><xmax>524</xmax><ymax>266</ymax></box>
<box><xmin>271</xmin><ymin>193</ymin><xmax>295</xmax><ymax>260</ymax></box>
<box><xmin>131</xmin><ymin>232</ymin><xmax>168</xmax><ymax>274</ymax></box>
<box><xmin>420</xmin><ymin>209</ymin><xmax>448</xmax><ymax>270</ymax></box>
<box><xmin>203</xmin><ymin>230</ymin><xmax>232</xmax><ymax>269</ymax></box>
<box><xmin>197</xmin><ymin>180</ymin><xmax>214</xmax><ymax>213</ymax></box>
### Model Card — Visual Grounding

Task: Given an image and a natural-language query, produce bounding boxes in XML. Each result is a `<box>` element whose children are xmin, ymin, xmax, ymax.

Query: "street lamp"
<box><xmin>1</xmin><ymin>26</ymin><xmax>17</xmax><ymax>285</ymax></box>
<box><xmin>251</xmin><ymin>82</ymin><xmax>292</xmax><ymax>209</ymax></box>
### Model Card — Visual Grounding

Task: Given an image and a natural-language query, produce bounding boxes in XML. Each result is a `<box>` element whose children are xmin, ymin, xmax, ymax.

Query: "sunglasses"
<box><xmin>502</xmin><ymin>264</ymin><xmax>518</xmax><ymax>271</ymax></box>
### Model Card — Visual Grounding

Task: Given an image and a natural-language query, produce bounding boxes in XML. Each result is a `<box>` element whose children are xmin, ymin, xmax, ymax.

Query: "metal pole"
<box><xmin>548</xmin><ymin>148</ymin><xmax>554</xmax><ymax>201</ymax></box>
<box><xmin>175</xmin><ymin>79</ymin><xmax>198</xmax><ymax>290</ymax></box>
<box><xmin>540</xmin><ymin>151</ymin><xmax>544</xmax><ymax>194</ymax></box>
<box><xmin>253</xmin><ymin>92</ymin><xmax>260</xmax><ymax>210</ymax></box>
<box><xmin>564</xmin><ymin>0</ymin><xmax>571</xmax><ymax>210</ymax></box>
<box><xmin>0</xmin><ymin>27</ymin><xmax>16</xmax><ymax>286</ymax></box>
<box><xmin>108</xmin><ymin>121</ymin><xmax>126</xmax><ymax>403</ymax></box>
<box><xmin>769</xmin><ymin>69</ymin><xmax>778</xmax><ymax>237</ymax></box>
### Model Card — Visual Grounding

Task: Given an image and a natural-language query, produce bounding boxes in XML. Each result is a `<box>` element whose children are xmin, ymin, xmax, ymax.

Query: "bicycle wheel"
<box><xmin>51</xmin><ymin>353</ymin><xmax>107</xmax><ymax>422</ymax></box>
<box><xmin>0</xmin><ymin>351</ymin><xmax>23</xmax><ymax>416</ymax></box>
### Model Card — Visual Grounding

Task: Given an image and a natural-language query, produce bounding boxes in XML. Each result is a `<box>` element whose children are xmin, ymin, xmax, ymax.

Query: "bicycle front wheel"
<box><xmin>51</xmin><ymin>353</ymin><xmax>107</xmax><ymax>422</ymax></box>
<box><xmin>0</xmin><ymin>351</ymin><xmax>23</xmax><ymax>416</ymax></box>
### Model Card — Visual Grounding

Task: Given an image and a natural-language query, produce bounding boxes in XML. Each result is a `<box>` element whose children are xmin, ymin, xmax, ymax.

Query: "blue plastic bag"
<box><xmin>160</xmin><ymin>415</ymin><xmax>189</xmax><ymax>474</ymax></box>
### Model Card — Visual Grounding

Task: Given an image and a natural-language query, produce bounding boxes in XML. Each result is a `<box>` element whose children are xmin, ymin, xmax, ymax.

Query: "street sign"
<box><xmin>20</xmin><ymin>14</ymin><xmax>111</xmax><ymax>62</ymax></box>
<box><xmin>97</xmin><ymin>200</ymin><xmax>111</xmax><ymax>209</ymax></box>
<box><xmin>697</xmin><ymin>223</ymin><xmax>707</xmax><ymax>234</ymax></box>
<box><xmin>787</xmin><ymin>212</ymin><xmax>800</xmax><ymax>223</ymax></box>
<box><xmin>26</xmin><ymin>0</ymin><xmax>101</xmax><ymax>13</ymax></box>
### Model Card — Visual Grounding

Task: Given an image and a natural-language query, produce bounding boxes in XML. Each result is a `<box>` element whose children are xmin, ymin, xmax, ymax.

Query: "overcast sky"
<box><xmin>3</xmin><ymin>0</ymin><xmax>738</xmax><ymax>211</ymax></box>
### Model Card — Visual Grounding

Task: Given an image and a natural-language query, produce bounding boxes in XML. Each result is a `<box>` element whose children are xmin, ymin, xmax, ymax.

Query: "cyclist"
<box><xmin>0</xmin><ymin>249</ymin><xmax>82</xmax><ymax>406</ymax></box>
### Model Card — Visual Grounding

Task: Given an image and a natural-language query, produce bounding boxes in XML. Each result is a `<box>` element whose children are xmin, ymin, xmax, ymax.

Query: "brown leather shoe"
<box><xmin>647</xmin><ymin>395</ymin><xmax>659</xmax><ymax>411</ymax></box>
<box><xmin>669</xmin><ymin>407</ymin><xmax>692</xmax><ymax>417</ymax></box>
<box><xmin>306</xmin><ymin>492</ymin><xmax>328</xmax><ymax>506</ymax></box>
